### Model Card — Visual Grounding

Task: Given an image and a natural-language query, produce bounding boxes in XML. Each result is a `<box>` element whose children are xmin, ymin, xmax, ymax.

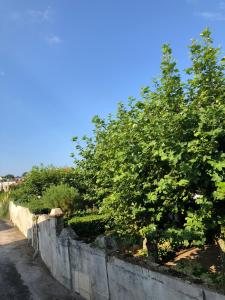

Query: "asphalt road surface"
<box><xmin>0</xmin><ymin>219</ymin><xmax>80</xmax><ymax>300</ymax></box>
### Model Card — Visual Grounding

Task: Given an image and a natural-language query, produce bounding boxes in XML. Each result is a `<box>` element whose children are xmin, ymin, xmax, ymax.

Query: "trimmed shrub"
<box><xmin>24</xmin><ymin>198</ymin><xmax>51</xmax><ymax>215</ymax></box>
<box><xmin>68</xmin><ymin>213</ymin><xmax>106</xmax><ymax>237</ymax></box>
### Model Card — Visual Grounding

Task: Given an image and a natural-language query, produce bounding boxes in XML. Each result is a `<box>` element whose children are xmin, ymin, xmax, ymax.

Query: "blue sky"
<box><xmin>1</xmin><ymin>0</ymin><xmax>225</xmax><ymax>175</ymax></box>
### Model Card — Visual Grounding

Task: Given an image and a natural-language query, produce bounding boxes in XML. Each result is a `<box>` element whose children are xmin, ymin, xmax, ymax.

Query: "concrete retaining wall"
<box><xmin>9</xmin><ymin>202</ymin><xmax>34</xmax><ymax>240</ymax></box>
<box><xmin>9</xmin><ymin>202</ymin><xmax>225</xmax><ymax>300</ymax></box>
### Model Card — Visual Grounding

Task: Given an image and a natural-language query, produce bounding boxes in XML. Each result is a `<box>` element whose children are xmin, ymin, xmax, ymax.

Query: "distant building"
<box><xmin>0</xmin><ymin>181</ymin><xmax>17</xmax><ymax>192</ymax></box>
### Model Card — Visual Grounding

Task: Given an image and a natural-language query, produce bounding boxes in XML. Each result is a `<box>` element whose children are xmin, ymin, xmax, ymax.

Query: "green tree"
<box><xmin>4</xmin><ymin>174</ymin><xmax>15</xmax><ymax>181</ymax></box>
<box><xmin>72</xmin><ymin>29</ymin><xmax>225</xmax><ymax>261</ymax></box>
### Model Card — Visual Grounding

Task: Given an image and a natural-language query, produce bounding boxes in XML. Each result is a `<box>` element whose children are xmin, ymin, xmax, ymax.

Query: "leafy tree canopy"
<box><xmin>72</xmin><ymin>29</ymin><xmax>225</xmax><ymax>260</ymax></box>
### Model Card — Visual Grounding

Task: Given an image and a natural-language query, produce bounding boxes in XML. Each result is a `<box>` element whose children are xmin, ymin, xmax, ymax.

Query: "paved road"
<box><xmin>0</xmin><ymin>219</ymin><xmax>79</xmax><ymax>300</ymax></box>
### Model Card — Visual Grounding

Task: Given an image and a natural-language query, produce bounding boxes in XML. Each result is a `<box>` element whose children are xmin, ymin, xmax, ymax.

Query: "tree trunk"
<box><xmin>143</xmin><ymin>237</ymin><xmax>159</xmax><ymax>263</ymax></box>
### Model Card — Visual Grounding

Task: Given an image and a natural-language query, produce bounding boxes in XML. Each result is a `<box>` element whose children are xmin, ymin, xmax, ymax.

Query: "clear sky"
<box><xmin>1</xmin><ymin>0</ymin><xmax>225</xmax><ymax>175</ymax></box>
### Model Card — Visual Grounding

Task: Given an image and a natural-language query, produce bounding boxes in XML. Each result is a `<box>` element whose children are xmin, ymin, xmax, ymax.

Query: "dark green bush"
<box><xmin>68</xmin><ymin>213</ymin><xmax>106</xmax><ymax>237</ymax></box>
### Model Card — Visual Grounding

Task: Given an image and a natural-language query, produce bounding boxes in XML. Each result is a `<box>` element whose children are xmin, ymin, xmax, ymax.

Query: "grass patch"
<box><xmin>0</xmin><ymin>192</ymin><xmax>10</xmax><ymax>218</ymax></box>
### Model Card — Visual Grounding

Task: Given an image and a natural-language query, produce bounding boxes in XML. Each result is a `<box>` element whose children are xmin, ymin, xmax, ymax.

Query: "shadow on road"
<box><xmin>0</xmin><ymin>257</ymin><xmax>31</xmax><ymax>300</ymax></box>
<box><xmin>0</xmin><ymin>218</ymin><xmax>77</xmax><ymax>300</ymax></box>
<box><xmin>0</xmin><ymin>219</ymin><xmax>12</xmax><ymax>231</ymax></box>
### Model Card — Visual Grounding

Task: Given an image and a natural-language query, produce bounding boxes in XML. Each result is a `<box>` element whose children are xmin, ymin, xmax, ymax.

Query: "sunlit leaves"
<box><xmin>71</xmin><ymin>29</ymin><xmax>225</xmax><ymax>254</ymax></box>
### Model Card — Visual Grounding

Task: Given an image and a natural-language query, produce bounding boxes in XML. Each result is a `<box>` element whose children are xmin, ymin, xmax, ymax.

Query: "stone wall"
<box><xmin>9</xmin><ymin>202</ymin><xmax>225</xmax><ymax>300</ymax></box>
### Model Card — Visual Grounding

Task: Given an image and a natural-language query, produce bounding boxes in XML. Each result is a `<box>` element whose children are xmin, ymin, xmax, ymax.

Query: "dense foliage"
<box><xmin>10</xmin><ymin>166</ymin><xmax>81</xmax><ymax>214</ymax></box>
<box><xmin>41</xmin><ymin>184</ymin><xmax>82</xmax><ymax>216</ymax></box>
<box><xmin>71</xmin><ymin>29</ymin><xmax>225</xmax><ymax>260</ymax></box>
<box><xmin>68</xmin><ymin>212</ymin><xmax>106</xmax><ymax>238</ymax></box>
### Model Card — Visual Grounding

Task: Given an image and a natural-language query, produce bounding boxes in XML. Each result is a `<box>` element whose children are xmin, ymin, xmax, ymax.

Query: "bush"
<box><xmin>68</xmin><ymin>213</ymin><xmax>106</xmax><ymax>237</ymax></box>
<box><xmin>24</xmin><ymin>197</ymin><xmax>51</xmax><ymax>214</ymax></box>
<box><xmin>42</xmin><ymin>184</ymin><xmax>82</xmax><ymax>216</ymax></box>
<box><xmin>20</xmin><ymin>166</ymin><xmax>72</xmax><ymax>196</ymax></box>
<box><xmin>10</xmin><ymin>165</ymin><xmax>81</xmax><ymax>205</ymax></box>
<box><xmin>9</xmin><ymin>185</ymin><xmax>34</xmax><ymax>204</ymax></box>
